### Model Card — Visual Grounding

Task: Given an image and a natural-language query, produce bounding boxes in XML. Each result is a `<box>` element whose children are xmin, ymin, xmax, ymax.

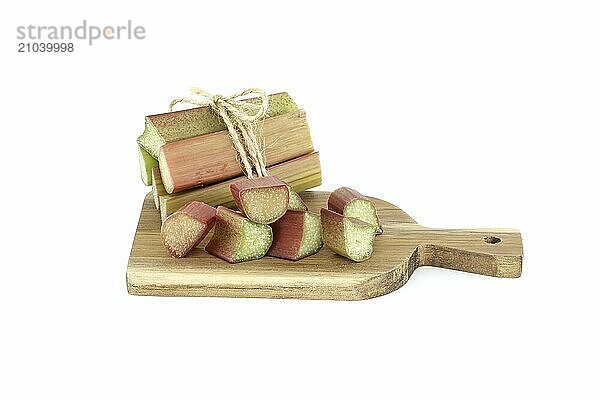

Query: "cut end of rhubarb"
<box><xmin>230</xmin><ymin>176</ymin><xmax>289</xmax><ymax>224</ymax></box>
<box><xmin>161</xmin><ymin>213</ymin><xmax>207</xmax><ymax>258</ymax></box>
<box><xmin>345</xmin><ymin>198</ymin><xmax>382</xmax><ymax>234</ymax></box>
<box><xmin>268</xmin><ymin>210</ymin><xmax>323</xmax><ymax>261</ymax></box>
<box><xmin>240</xmin><ymin>186</ymin><xmax>288</xmax><ymax>223</ymax></box>
<box><xmin>342</xmin><ymin>216</ymin><xmax>377</xmax><ymax>261</ymax></box>
<box><xmin>206</xmin><ymin>206</ymin><xmax>273</xmax><ymax>263</ymax></box>
<box><xmin>328</xmin><ymin>187</ymin><xmax>382</xmax><ymax>234</ymax></box>
<box><xmin>160</xmin><ymin>201</ymin><xmax>216</xmax><ymax>258</ymax></box>
<box><xmin>320</xmin><ymin>208</ymin><xmax>377</xmax><ymax>262</ymax></box>
<box><xmin>287</xmin><ymin>187</ymin><xmax>308</xmax><ymax>211</ymax></box>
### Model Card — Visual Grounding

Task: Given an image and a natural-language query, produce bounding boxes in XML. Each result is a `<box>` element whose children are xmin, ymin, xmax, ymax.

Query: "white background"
<box><xmin>1</xmin><ymin>1</ymin><xmax>599</xmax><ymax>399</ymax></box>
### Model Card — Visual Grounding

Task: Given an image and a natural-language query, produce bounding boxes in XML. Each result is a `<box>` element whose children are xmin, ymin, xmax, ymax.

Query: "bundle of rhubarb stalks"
<box><xmin>138</xmin><ymin>93</ymin><xmax>322</xmax><ymax>222</ymax></box>
<box><xmin>137</xmin><ymin>92</ymin><xmax>382</xmax><ymax>263</ymax></box>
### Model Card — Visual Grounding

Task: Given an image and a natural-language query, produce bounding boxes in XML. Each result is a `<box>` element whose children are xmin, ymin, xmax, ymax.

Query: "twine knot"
<box><xmin>208</xmin><ymin>93</ymin><xmax>225</xmax><ymax>108</ymax></box>
<box><xmin>169</xmin><ymin>87</ymin><xmax>269</xmax><ymax>179</ymax></box>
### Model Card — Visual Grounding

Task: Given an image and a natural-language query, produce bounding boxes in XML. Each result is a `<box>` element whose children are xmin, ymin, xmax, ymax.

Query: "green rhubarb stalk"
<box><xmin>139</xmin><ymin>145</ymin><xmax>158</xmax><ymax>186</ymax></box>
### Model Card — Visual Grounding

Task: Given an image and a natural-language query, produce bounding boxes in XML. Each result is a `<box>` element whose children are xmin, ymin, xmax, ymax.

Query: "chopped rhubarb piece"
<box><xmin>161</xmin><ymin>201</ymin><xmax>216</xmax><ymax>258</ymax></box>
<box><xmin>328</xmin><ymin>187</ymin><xmax>382</xmax><ymax>234</ymax></box>
<box><xmin>320</xmin><ymin>208</ymin><xmax>378</xmax><ymax>262</ymax></box>
<box><xmin>230</xmin><ymin>176</ymin><xmax>289</xmax><ymax>224</ymax></box>
<box><xmin>267</xmin><ymin>210</ymin><xmax>322</xmax><ymax>260</ymax></box>
<box><xmin>205</xmin><ymin>206</ymin><xmax>273</xmax><ymax>263</ymax></box>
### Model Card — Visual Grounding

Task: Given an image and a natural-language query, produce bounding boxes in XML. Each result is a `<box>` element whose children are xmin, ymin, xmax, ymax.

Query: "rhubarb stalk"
<box><xmin>158</xmin><ymin>110</ymin><xmax>313</xmax><ymax>194</ymax></box>
<box><xmin>138</xmin><ymin>92</ymin><xmax>298</xmax><ymax>159</ymax></box>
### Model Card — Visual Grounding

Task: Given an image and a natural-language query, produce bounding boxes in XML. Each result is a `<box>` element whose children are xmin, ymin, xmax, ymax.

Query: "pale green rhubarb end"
<box><xmin>138</xmin><ymin>144</ymin><xmax>158</xmax><ymax>186</ymax></box>
<box><xmin>320</xmin><ymin>208</ymin><xmax>377</xmax><ymax>262</ymax></box>
<box><xmin>287</xmin><ymin>187</ymin><xmax>308</xmax><ymax>211</ymax></box>
<box><xmin>137</xmin><ymin>118</ymin><xmax>165</xmax><ymax>160</ymax></box>
<box><xmin>345</xmin><ymin>199</ymin><xmax>382</xmax><ymax>234</ymax></box>
<box><xmin>230</xmin><ymin>176</ymin><xmax>290</xmax><ymax>224</ymax></box>
<box><xmin>205</xmin><ymin>206</ymin><xmax>273</xmax><ymax>263</ymax></box>
<box><xmin>160</xmin><ymin>201</ymin><xmax>217</xmax><ymax>258</ymax></box>
<box><xmin>327</xmin><ymin>187</ymin><xmax>382</xmax><ymax>234</ymax></box>
<box><xmin>268</xmin><ymin>210</ymin><xmax>323</xmax><ymax>261</ymax></box>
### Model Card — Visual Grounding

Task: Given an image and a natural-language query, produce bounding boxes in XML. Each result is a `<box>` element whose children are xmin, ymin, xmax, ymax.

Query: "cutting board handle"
<box><xmin>416</xmin><ymin>228</ymin><xmax>523</xmax><ymax>278</ymax></box>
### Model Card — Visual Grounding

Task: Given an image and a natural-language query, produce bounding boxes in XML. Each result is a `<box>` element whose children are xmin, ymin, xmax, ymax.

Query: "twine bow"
<box><xmin>169</xmin><ymin>87</ymin><xmax>269</xmax><ymax>179</ymax></box>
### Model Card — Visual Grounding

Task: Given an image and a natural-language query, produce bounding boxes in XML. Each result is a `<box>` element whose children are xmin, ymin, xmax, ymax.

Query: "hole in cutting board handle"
<box><xmin>483</xmin><ymin>236</ymin><xmax>502</xmax><ymax>244</ymax></box>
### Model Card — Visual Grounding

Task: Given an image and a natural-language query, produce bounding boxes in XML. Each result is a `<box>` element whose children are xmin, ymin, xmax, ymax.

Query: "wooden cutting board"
<box><xmin>127</xmin><ymin>191</ymin><xmax>522</xmax><ymax>300</ymax></box>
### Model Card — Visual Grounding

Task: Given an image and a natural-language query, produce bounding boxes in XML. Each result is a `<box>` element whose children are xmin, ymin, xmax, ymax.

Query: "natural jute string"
<box><xmin>169</xmin><ymin>87</ymin><xmax>269</xmax><ymax>179</ymax></box>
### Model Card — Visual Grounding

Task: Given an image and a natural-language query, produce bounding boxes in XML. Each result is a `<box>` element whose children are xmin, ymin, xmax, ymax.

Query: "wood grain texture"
<box><xmin>127</xmin><ymin>191</ymin><xmax>522</xmax><ymax>300</ymax></box>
